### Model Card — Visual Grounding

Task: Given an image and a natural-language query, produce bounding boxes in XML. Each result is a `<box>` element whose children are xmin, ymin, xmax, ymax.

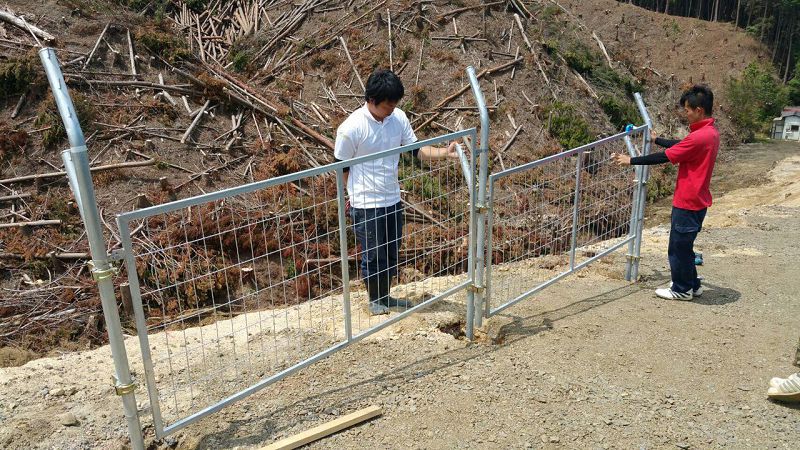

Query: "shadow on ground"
<box><xmin>186</xmin><ymin>278</ymin><xmax>741</xmax><ymax>448</ymax></box>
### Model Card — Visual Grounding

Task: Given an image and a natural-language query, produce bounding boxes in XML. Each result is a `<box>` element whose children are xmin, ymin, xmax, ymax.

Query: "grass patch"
<box><xmin>542</xmin><ymin>102</ymin><xmax>593</xmax><ymax>149</ymax></box>
<box><xmin>0</xmin><ymin>52</ymin><xmax>44</xmax><ymax>96</ymax></box>
<box><xmin>599</xmin><ymin>95</ymin><xmax>640</xmax><ymax>130</ymax></box>
<box><xmin>135</xmin><ymin>25</ymin><xmax>190</xmax><ymax>62</ymax></box>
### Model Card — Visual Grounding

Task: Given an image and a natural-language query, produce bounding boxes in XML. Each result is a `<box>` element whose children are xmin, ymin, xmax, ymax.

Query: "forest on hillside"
<box><xmin>619</xmin><ymin>0</ymin><xmax>799</xmax><ymax>83</ymax></box>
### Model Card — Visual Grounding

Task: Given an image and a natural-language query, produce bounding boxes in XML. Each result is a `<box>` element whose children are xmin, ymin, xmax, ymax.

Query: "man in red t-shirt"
<box><xmin>612</xmin><ymin>85</ymin><xmax>720</xmax><ymax>300</ymax></box>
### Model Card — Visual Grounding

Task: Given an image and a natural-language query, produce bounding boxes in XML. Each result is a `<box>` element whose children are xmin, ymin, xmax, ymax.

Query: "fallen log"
<box><xmin>0</xmin><ymin>219</ymin><xmax>61</xmax><ymax>229</ymax></box>
<box><xmin>0</xmin><ymin>193</ymin><xmax>31</xmax><ymax>203</ymax></box>
<box><xmin>0</xmin><ymin>9</ymin><xmax>55</xmax><ymax>42</ymax></box>
<box><xmin>0</xmin><ymin>159</ymin><xmax>156</xmax><ymax>185</ymax></box>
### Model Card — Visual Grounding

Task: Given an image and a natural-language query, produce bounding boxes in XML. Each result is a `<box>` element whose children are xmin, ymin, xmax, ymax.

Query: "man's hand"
<box><xmin>446</xmin><ymin>141</ymin><xmax>460</xmax><ymax>160</ymax></box>
<box><xmin>611</xmin><ymin>152</ymin><xmax>631</xmax><ymax>166</ymax></box>
<box><xmin>650</xmin><ymin>129</ymin><xmax>658</xmax><ymax>141</ymax></box>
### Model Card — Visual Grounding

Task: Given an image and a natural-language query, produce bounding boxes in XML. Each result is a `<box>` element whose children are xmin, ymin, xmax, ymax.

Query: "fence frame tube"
<box><xmin>631</xmin><ymin>93</ymin><xmax>653</xmax><ymax>281</ymax></box>
<box><xmin>484</xmin><ymin>125</ymin><xmax>647</xmax><ymax>317</ymax></box>
<box><xmin>335</xmin><ymin>168</ymin><xmax>353</xmax><ymax>341</ymax></box>
<box><xmin>117</xmin><ymin>126</ymin><xmax>478</xmax><ymax>437</ymax></box>
<box><xmin>489</xmin><ymin>235</ymin><xmax>635</xmax><ymax>316</ymax></box>
<box><xmin>466</xmin><ymin>66</ymin><xmax>490</xmax><ymax>336</ymax></box>
<box><xmin>569</xmin><ymin>150</ymin><xmax>587</xmax><ymax>270</ymax></box>
<box><xmin>116</xmin><ymin>130</ymin><xmax>475</xmax><ymax>223</ymax></box>
<box><xmin>39</xmin><ymin>47</ymin><xmax>145</xmax><ymax>450</ymax></box>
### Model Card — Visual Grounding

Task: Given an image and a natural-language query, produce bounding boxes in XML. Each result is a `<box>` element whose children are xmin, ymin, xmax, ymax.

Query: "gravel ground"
<box><xmin>1</xmin><ymin>142</ymin><xmax>799</xmax><ymax>449</ymax></box>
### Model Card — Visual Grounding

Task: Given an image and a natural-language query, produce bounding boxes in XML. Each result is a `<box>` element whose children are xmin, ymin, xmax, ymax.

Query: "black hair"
<box><xmin>679</xmin><ymin>84</ymin><xmax>714</xmax><ymax>116</ymax></box>
<box><xmin>364</xmin><ymin>69</ymin><xmax>404</xmax><ymax>105</ymax></box>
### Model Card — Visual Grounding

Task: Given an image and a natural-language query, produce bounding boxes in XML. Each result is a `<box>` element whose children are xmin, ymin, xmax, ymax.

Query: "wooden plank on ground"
<box><xmin>261</xmin><ymin>406</ymin><xmax>382</xmax><ymax>450</ymax></box>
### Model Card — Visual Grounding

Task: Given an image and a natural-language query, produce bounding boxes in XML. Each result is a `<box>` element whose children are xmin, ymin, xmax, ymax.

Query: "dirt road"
<box><xmin>1</xmin><ymin>140</ymin><xmax>799</xmax><ymax>449</ymax></box>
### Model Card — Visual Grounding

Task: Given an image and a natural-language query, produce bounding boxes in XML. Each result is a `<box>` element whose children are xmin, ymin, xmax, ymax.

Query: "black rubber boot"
<box><xmin>377</xmin><ymin>274</ymin><xmax>413</xmax><ymax>310</ymax></box>
<box><xmin>366</xmin><ymin>277</ymin><xmax>389</xmax><ymax>316</ymax></box>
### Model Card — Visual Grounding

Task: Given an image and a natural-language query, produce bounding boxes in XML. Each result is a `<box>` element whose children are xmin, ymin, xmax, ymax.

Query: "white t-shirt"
<box><xmin>334</xmin><ymin>104</ymin><xmax>418</xmax><ymax>208</ymax></box>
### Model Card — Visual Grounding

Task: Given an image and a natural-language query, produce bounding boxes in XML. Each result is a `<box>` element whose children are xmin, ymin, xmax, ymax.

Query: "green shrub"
<box><xmin>136</xmin><ymin>26</ymin><xmax>190</xmax><ymax>62</ymax></box>
<box><xmin>543</xmin><ymin>102</ymin><xmax>593</xmax><ymax>149</ymax></box>
<box><xmin>231</xmin><ymin>51</ymin><xmax>251</xmax><ymax>73</ymax></box>
<box><xmin>185</xmin><ymin>0</ymin><xmax>208</xmax><ymax>13</ymax></box>
<box><xmin>559</xmin><ymin>41</ymin><xmax>642</xmax><ymax>96</ymax></box>
<box><xmin>599</xmin><ymin>95</ymin><xmax>640</xmax><ymax>130</ymax></box>
<box><xmin>726</xmin><ymin>62</ymin><xmax>789</xmax><ymax>141</ymax></box>
<box><xmin>0</xmin><ymin>53</ymin><xmax>44</xmax><ymax>96</ymax></box>
<box><xmin>788</xmin><ymin>61</ymin><xmax>800</xmax><ymax>105</ymax></box>
<box><xmin>563</xmin><ymin>45</ymin><xmax>597</xmax><ymax>74</ymax></box>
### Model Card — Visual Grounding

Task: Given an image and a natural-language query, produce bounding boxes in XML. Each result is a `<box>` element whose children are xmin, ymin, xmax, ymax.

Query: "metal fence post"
<box><xmin>335</xmin><ymin>168</ymin><xmax>353</xmax><ymax>341</ymax></box>
<box><xmin>631</xmin><ymin>93</ymin><xmax>653</xmax><ymax>281</ymax></box>
<box><xmin>624</xmin><ymin>161</ymin><xmax>642</xmax><ymax>281</ymax></box>
<box><xmin>39</xmin><ymin>48</ymin><xmax>145</xmax><ymax>450</ymax></box>
<box><xmin>466</xmin><ymin>66</ymin><xmax>490</xmax><ymax>336</ymax></box>
<box><xmin>569</xmin><ymin>151</ymin><xmax>586</xmax><ymax>270</ymax></box>
<box><xmin>623</xmin><ymin>130</ymin><xmax>641</xmax><ymax>281</ymax></box>
<box><xmin>483</xmin><ymin>181</ymin><xmax>495</xmax><ymax>319</ymax></box>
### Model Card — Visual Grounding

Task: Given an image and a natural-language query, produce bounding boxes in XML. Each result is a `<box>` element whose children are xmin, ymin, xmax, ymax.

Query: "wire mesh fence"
<box><xmin>115</xmin><ymin>130</ymin><xmax>476</xmax><ymax>436</ymax></box>
<box><xmin>485</xmin><ymin>127</ymin><xmax>646</xmax><ymax>316</ymax></box>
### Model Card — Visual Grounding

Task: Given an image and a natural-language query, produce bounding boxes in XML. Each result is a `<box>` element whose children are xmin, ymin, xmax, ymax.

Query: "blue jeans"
<box><xmin>668</xmin><ymin>206</ymin><xmax>706</xmax><ymax>293</ymax></box>
<box><xmin>351</xmin><ymin>202</ymin><xmax>404</xmax><ymax>280</ymax></box>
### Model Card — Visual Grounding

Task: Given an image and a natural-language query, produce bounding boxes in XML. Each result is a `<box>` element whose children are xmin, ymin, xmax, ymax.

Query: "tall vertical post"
<box><xmin>631</xmin><ymin>93</ymin><xmax>653</xmax><ymax>281</ymax></box>
<box><xmin>466</xmin><ymin>67</ymin><xmax>490</xmax><ymax>336</ymax></box>
<box><xmin>483</xmin><ymin>181</ymin><xmax>495</xmax><ymax>319</ymax></box>
<box><xmin>569</xmin><ymin>151</ymin><xmax>586</xmax><ymax>270</ymax></box>
<box><xmin>335</xmin><ymin>168</ymin><xmax>353</xmax><ymax>341</ymax></box>
<box><xmin>623</xmin><ymin>130</ymin><xmax>641</xmax><ymax>281</ymax></box>
<box><xmin>39</xmin><ymin>48</ymin><xmax>145</xmax><ymax>450</ymax></box>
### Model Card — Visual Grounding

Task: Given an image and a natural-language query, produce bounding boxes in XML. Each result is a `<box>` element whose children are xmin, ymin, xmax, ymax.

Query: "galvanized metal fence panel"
<box><xmin>41</xmin><ymin>39</ymin><xmax>655</xmax><ymax>446</ymax></box>
<box><xmin>116</xmin><ymin>129</ymin><xmax>478</xmax><ymax>437</ymax></box>
<box><xmin>484</xmin><ymin>126</ymin><xmax>647</xmax><ymax>317</ymax></box>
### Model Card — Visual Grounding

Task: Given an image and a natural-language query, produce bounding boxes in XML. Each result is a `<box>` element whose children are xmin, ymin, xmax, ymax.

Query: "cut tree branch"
<box><xmin>0</xmin><ymin>9</ymin><xmax>55</xmax><ymax>42</ymax></box>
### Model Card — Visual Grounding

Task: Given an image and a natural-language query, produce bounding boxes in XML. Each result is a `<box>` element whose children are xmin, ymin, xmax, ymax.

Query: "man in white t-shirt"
<box><xmin>334</xmin><ymin>69</ymin><xmax>458</xmax><ymax>315</ymax></box>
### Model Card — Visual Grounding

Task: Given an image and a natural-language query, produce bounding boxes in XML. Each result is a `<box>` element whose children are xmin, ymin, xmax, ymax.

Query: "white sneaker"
<box><xmin>655</xmin><ymin>287</ymin><xmax>693</xmax><ymax>301</ymax></box>
<box><xmin>767</xmin><ymin>373</ymin><xmax>800</xmax><ymax>402</ymax></box>
<box><xmin>770</xmin><ymin>377</ymin><xmax>786</xmax><ymax>388</ymax></box>
<box><xmin>669</xmin><ymin>276</ymin><xmax>704</xmax><ymax>297</ymax></box>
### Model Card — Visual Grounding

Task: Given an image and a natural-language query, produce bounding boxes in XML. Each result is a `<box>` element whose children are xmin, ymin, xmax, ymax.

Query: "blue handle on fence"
<box><xmin>625</xmin><ymin>124</ymin><xmax>634</xmax><ymax>132</ymax></box>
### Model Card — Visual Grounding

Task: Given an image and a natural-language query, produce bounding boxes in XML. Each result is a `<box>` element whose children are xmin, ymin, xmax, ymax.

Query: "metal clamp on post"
<box><xmin>625</xmin><ymin>254</ymin><xmax>641</xmax><ymax>262</ymax></box>
<box><xmin>467</xmin><ymin>202</ymin><xmax>489</xmax><ymax>214</ymax></box>
<box><xmin>467</xmin><ymin>284</ymin><xmax>486</xmax><ymax>294</ymax></box>
<box><xmin>88</xmin><ymin>261</ymin><xmax>118</xmax><ymax>281</ymax></box>
<box><xmin>112</xmin><ymin>375</ymin><xmax>137</xmax><ymax>396</ymax></box>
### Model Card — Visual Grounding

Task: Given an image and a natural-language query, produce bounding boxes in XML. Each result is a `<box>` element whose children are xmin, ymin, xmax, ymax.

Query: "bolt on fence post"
<box><xmin>39</xmin><ymin>48</ymin><xmax>145</xmax><ymax>450</ymax></box>
<box><xmin>466</xmin><ymin>66</ymin><xmax>490</xmax><ymax>336</ymax></box>
<box><xmin>335</xmin><ymin>168</ymin><xmax>353</xmax><ymax>341</ymax></box>
<box><xmin>631</xmin><ymin>93</ymin><xmax>654</xmax><ymax>281</ymax></box>
<box><xmin>569</xmin><ymin>151</ymin><xmax>586</xmax><ymax>270</ymax></box>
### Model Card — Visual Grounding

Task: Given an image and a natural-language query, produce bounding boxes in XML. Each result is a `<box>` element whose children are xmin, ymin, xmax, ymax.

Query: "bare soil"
<box><xmin>1</xmin><ymin>139</ymin><xmax>798</xmax><ymax>449</ymax></box>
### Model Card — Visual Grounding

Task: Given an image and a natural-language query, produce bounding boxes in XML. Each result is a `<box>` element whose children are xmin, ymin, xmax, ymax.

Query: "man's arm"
<box><xmin>612</xmin><ymin>152</ymin><xmax>670</xmax><ymax>166</ymax></box>
<box><xmin>416</xmin><ymin>142</ymin><xmax>459</xmax><ymax>161</ymax></box>
<box><xmin>655</xmin><ymin>137</ymin><xmax>680</xmax><ymax>148</ymax></box>
<box><xmin>651</xmin><ymin>130</ymin><xmax>680</xmax><ymax>148</ymax></box>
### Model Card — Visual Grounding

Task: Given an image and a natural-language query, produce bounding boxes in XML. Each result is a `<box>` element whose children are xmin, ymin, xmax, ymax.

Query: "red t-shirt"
<box><xmin>665</xmin><ymin>118</ymin><xmax>720</xmax><ymax>211</ymax></box>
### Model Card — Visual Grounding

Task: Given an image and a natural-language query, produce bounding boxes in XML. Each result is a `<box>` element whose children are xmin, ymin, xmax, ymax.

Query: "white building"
<box><xmin>772</xmin><ymin>107</ymin><xmax>800</xmax><ymax>141</ymax></box>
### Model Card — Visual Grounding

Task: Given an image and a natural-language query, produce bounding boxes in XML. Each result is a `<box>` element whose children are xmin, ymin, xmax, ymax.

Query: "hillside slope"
<box><xmin>0</xmin><ymin>0</ymin><xmax>774</xmax><ymax>355</ymax></box>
